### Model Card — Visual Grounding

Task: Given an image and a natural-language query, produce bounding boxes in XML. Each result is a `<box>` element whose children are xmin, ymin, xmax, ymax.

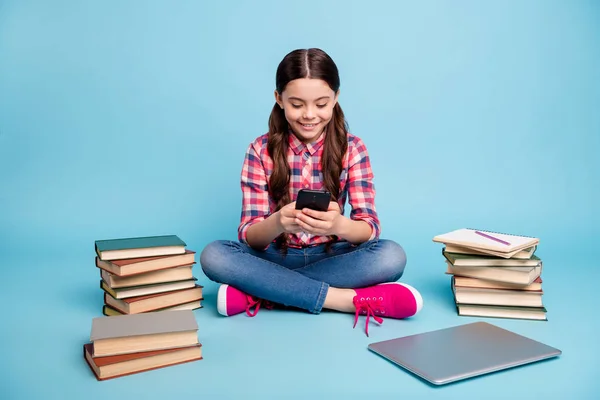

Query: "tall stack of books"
<box><xmin>433</xmin><ymin>228</ymin><xmax>547</xmax><ymax>321</ymax></box>
<box><xmin>84</xmin><ymin>310</ymin><xmax>203</xmax><ymax>380</ymax></box>
<box><xmin>94</xmin><ymin>235</ymin><xmax>204</xmax><ymax>316</ymax></box>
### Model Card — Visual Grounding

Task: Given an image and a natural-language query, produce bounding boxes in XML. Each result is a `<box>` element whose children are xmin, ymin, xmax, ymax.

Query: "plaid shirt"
<box><xmin>238</xmin><ymin>131</ymin><xmax>381</xmax><ymax>248</ymax></box>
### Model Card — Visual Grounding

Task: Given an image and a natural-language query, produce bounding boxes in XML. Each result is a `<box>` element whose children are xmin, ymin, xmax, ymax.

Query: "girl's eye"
<box><xmin>317</xmin><ymin>104</ymin><xmax>328</xmax><ymax>108</ymax></box>
<box><xmin>291</xmin><ymin>104</ymin><xmax>302</xmax><ymax>108</ymax></box>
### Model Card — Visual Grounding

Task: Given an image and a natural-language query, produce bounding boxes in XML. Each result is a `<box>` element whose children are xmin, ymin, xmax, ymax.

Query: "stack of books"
<box><xmin>433</xmin><ymin>228</ymin><xmax>547</xmax><ymax>321</ymax></box>
<box><xmin>95</xmin><ymin>235</ymin><xmax>204</xmax><ymax>316</ymax></box>
<box><xmin>84</xmin><ymin>310</ymin><xmax>203</xmax><ymax>380</ymax></box>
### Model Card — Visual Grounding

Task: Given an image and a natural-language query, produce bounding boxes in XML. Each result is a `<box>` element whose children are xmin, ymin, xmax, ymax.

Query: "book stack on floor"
<box><xmin>95</xmin><ymin>235</ymin><xmax>203</xmax><ymax>316</ymax></box>
<box><xmin>84</xmin><ymin>310</ymin><xmax>203</xmax><ymax>380</ymax></box>
<box><xmin>433</xmin><ymin>228</ymin><xmax>547</xmax><ymax>321</ymax></box>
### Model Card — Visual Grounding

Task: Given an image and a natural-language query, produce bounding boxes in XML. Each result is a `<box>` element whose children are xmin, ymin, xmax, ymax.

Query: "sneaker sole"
<box><xmin>380</xmin><ymin>282</ymin><xmax>424</xmax><ymax>314</ymax></box>
<box><xmin>217</xmin><ymin>284</ymin><xmax>230</xmax><ymax>316</ymax></box>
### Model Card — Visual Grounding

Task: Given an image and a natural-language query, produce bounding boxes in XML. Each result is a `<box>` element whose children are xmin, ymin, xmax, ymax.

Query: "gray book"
<box><xmin>90</xmin><ymin>309</ymin><xmax>198</xmax><ymax>341</ymax></box>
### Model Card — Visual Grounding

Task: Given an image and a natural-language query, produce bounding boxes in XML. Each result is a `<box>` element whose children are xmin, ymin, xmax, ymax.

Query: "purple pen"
<box><xmin>474</xmin><ymin>230</ymin><xmax>511</xmax><ymax>246</ymax></box>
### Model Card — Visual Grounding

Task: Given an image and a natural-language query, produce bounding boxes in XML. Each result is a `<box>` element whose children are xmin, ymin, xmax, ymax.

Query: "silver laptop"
<box><xmin>368</xmin><ymin>321</ymin><xmax>561</xmax><ymax>385</ymax></box>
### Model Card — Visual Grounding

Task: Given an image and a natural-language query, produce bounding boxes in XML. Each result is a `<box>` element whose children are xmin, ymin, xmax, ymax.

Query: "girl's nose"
<box><xmin>303</xmin><ymin>107</ymin><xmax>315</xmax><ymax>119</ymax></box>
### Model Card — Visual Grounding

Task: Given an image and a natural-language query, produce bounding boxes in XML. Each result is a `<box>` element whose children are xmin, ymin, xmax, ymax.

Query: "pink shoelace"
<box><xmin>353</xmin><ymin>296</ymin><xmax>384</xmax><ymax>336</ymax></box>
<box><xmin>245</xmin><ymin>295</ymin><xmax>274</xmax><ymax>317</ymax></box>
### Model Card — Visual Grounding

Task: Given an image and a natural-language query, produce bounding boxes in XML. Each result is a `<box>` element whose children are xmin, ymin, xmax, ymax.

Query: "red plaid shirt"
<box><xmin>238</xmin><ymin>131</ymin><xmax>381</xmax><ymax>248</ymax></box>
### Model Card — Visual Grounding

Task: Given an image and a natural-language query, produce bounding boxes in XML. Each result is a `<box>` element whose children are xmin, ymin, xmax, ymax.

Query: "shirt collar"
<box><xmin>288</xmin><ymin>129</ymin><xmax>326</xmax><ymax>156</ymax></box>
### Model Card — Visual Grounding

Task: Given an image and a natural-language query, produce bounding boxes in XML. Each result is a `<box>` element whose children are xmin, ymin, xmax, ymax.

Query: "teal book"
<box><xmin>95</xmin><ymin>235</ymin><xmax>187</xmax><ymax>261</ymax></box>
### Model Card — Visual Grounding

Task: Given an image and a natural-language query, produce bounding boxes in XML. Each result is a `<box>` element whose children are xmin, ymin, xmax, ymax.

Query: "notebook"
<box><xmin>433</xmin><ymin>228</ymin><xmax>539</xmax><ymax>255</ymax></box>
<box><xmin>368</xmin><ymin>322</ymin><xmax>561</xmax><ymax>385</ymax></box>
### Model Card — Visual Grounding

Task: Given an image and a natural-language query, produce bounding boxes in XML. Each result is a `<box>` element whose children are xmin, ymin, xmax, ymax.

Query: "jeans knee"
<box><xmin>377</xmin><ymin>240</ymin><xmax>407</xmax><ymax>281</ymax></box>
<box><xmin>199</xmin><ymin>240</ymin><xmax>231</xmax><ymax>282</ymax></box>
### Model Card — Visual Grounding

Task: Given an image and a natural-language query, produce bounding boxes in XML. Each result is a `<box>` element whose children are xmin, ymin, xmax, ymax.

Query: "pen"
<box><xmin>474</xmin><ymin>230</ymin><xmax>511</xmax><ymax>246</ymax></box>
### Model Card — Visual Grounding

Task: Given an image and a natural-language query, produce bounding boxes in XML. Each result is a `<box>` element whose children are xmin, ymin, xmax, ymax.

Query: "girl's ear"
<box><xmin>334</xmin><ymin>90</ymin><xmax>340</xmax><ymax>105</ymax></box>
<box><xmin>274</xmin><ymin>90</ymin><xmax>284</xmax><ymax>109</ymax></box>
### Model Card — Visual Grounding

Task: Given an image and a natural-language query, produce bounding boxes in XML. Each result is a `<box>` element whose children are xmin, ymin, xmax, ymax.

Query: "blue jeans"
<box><xmin>200</xmin><ymin>239</ymin><xmax>407</xmax><ymax>314</ymax></box>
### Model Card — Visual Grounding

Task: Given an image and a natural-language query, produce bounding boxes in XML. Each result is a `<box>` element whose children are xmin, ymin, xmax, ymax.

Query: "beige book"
<box><xmin>456</xmin><ymin>304</ymin><xmax>547</xmax><ymax>321</ymax></box>
<box><xmin>103</xmin><ymin>300</ymin><xmax>203</xmax><ymax>316</ymax></box>
<box><xmin>453</xmin><ymin>276</ymin><xmax>542</xmax><ymax>291</ymax></box>
<box><xmin>453</xmin><ymin>286</ymin><xmax>544</xmax><ymax>308</ymax></box>
<box><xmin>444</xmin><ymin>244</ymin><xmax>537</xmax><ymax>259</ymax></box>
<box><xmin>100</xmin><ymin>278</ymin><xmax>198</xmax><ymax>299</ymax></box>
<box><xmin>100</xmin><ymin>265</ymin><xmax>194</xmax><ymax>288</ymax></box>
<box><xmin>445</xmin><ymin>261</ymin><xmax>542</xmax><ymax>286</ymax></box>
<box><xmin>443</xmin><ymin>251</ymin><xmax>542</xmax><ymax>267</ymax></box>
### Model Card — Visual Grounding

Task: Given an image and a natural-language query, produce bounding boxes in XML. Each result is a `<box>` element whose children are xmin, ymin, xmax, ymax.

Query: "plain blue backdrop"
<box><xmin>0</xmin><ymin>0</ymin><xmax>598</xmax><ymax>399</ymax></box>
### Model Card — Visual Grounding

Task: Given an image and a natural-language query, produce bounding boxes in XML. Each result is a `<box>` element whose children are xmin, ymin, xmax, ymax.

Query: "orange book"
<box><xmin>83</xmin><ymin>343</ymin><xmax>202</xmax><ymax>380</ymax></box>
<box><xmin>104</xmin><ymin>285</ymin><xmax>204</xmax><ymax>314</ymax></box>
<box><xmin>96</xmin><ymin>250</ymin><xmax>196</xmax><ymax>276</ymax></box>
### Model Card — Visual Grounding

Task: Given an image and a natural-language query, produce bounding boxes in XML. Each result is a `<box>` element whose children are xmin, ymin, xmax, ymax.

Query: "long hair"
<box><xmin>267</xmin><ymin>48</ymin><xmax>349</xmax><ymax>251</ymax></box>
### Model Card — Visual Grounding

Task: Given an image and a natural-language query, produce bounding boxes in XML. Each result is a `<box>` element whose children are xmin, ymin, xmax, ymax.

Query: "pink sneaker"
<box><xmin>217</xmin><ymin>284</ymin><xmax>273</xmax><ymax>317</ymax></box>
<box><xmin>352</xmin><ymin>282</ymin><xmax>423</xmax><ymax>336</ymax></box>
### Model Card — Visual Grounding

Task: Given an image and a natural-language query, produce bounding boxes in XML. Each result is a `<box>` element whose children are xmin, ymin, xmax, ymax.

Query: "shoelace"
<box><xmin>353</xmin><ymin>297</ymin><xmax>384</xmax><ymax>336</ymax></box>
<box><xmin>245</xmin><ymin>295</ymin><xmax>274</xmax><ymax>317</ymax></box>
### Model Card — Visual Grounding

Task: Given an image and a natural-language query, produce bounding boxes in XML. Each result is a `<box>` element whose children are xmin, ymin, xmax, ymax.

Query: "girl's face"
<box><xmin>275</xmin><ymin>78</ymin><xmax>339</xmax><ymax>143</ymax></box>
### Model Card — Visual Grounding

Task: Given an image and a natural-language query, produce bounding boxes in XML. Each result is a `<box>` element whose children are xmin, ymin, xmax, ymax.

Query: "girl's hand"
<box><xmin>295</xmin><ymin>202</ymin><xmax>343</xmax><ymax>237</ymax></box>
<box><xmin>277</xmin><ymin>202</ymin><xmax>303</xmax><ymax>234</ymax></box>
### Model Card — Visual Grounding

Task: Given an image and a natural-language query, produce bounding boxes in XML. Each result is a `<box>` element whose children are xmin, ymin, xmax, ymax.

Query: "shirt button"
<box><xmin>304</xmin><ymin>184</ymin><xmax>309</xmax><ymax>188</ymax></box>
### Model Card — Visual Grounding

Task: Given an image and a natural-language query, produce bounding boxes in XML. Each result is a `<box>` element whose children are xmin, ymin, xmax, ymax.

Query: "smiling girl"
<box><xmin>200</xmin><ymin>48</ymin><xmax>423</xmax><ymax>336</ymax></box>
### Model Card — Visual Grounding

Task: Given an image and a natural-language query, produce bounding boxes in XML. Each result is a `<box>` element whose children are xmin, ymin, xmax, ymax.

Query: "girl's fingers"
<box><xmin>296</xmin><ymin>218</ymin><xmax>316</xmax><ymax>234</ymax></box>
<box><xmin>296</xmin><ymin>218</ymin><xmax>329</xmax><ymax>235</ymax></box>
<box><xmin>300</xmin><ymin>208</ymin><xmax>323</xmax><ymax>219</ymax></box>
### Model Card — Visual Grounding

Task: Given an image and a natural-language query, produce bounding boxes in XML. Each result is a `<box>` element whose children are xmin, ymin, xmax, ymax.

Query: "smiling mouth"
<box><xmin>300</xmin><ymin>122</ymin><xmax>318</xmax><ymax>127</ymax></box>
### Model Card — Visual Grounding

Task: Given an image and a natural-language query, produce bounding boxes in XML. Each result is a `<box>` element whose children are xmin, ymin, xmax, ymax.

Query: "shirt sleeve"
<box><xmin>238</xmin><ymin>141</ymin><xmax>271</xmax><ymax>244</ymax></box>
<box><xmin>346</xmin><ymin>138</ymin><xmax>381</xmax><ymax>240</ymax></box>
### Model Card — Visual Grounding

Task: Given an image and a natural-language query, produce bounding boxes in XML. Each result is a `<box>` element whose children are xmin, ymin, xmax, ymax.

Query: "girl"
<box><xmin>200</xmin><ymin>48</ymin><xmax>423</xmax><ymax>336</ymax></box>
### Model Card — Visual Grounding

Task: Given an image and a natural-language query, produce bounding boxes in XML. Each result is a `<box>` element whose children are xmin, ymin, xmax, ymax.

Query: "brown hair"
<box><xmin>267</xmin><ymin>48</ymin><xmax>349</xmax><ymax>251</ymax></box>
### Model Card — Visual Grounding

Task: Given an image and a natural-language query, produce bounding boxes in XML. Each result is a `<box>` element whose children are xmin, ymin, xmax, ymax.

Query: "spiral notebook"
<box><xmin>368</xmin><ymin>322</ymin><xmax>561</xmax><ymax>385</ymax></box>
<box><xmin>433</xmin><ymin>228</ymin><xmax>539</xmax><ymax>256</ymax></box>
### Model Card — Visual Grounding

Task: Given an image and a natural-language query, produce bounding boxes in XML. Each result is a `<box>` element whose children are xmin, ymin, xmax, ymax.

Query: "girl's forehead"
<box><xmin>284</xmin><ymin>78</ymin><xmax>333</xmax><ymax>93</ymax></box>
<box><xmin>283</xmin><ymin>78</ymin><xmax>335</xmax><ymax>99</ymax></box>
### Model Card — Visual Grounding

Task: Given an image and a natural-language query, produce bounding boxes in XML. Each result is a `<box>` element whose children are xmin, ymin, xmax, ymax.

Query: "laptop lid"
<box><xmin>368</xmin><ymin>322</ymin><xmax>561</xmax><ymax>385</ymax></box>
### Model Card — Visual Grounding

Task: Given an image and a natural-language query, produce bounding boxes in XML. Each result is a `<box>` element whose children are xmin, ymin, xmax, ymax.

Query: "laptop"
<box><xmin>368</xmin><ymin>321</ymin><xmax>561</xmax><ymax>385</ymax></box>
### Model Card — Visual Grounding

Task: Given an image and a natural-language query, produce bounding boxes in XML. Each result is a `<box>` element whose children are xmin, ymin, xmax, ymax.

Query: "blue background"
<box><xmin>0</xmin><ymin>0</ymin><xmax>598</xmax><ymax>398</ymax></box>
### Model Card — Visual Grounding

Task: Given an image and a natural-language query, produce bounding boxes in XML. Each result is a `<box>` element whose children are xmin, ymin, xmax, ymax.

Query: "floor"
<box><xmin>1</xmin><ymin>244</ymin><xmax>596</xmax><ymax>400</ymax></box>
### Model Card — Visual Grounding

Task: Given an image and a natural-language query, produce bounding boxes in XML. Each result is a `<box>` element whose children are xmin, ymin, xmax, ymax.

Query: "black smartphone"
<box><xmin>295</xmin><ymin>189</ymin><xmax>331</xmax><ymax>212</ymax></box>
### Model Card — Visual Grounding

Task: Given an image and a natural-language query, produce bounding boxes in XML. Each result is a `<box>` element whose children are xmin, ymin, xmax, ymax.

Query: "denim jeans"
<box><xmin>199</xmin><ymin>239</ymin><xmax>407</xmax><ymax>314</ymax></box>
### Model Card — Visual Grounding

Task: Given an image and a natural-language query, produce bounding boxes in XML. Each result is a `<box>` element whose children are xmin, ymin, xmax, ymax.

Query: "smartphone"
<box><xmin>295</xmin><ymin>189</ymin><xmax>331</xmax><ymax>212</ymax></box>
